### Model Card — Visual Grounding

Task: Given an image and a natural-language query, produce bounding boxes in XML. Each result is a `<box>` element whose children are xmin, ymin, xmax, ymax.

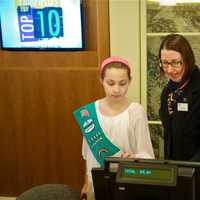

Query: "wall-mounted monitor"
<box><xmin>0</xmin><ymin>0</ymin><xmax>84</xmax><ymax>50</ymax></box>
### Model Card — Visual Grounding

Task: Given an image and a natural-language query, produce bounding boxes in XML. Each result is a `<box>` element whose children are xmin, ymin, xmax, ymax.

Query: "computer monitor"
<box><xmin>92</xmin><ymin>157</ymin><xmax>200</xmax><ymax>200</ymax></box>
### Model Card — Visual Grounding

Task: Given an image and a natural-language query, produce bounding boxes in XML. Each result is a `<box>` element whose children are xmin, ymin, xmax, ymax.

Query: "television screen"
<box><xmin>0</xmin><ymin>0</ymin><xmax>84</xmax><ymax>50</ymax></box>
<box><xmin>92</xmin><ymin>157</ymin><xmax>200</xmax><ymax>200</ymax></box>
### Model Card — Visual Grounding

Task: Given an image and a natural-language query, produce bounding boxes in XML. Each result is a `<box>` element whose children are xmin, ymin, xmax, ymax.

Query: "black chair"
<box><xmin>16</xmin><ymin>184</ymin><xmax>80</xmax><ymax>200</ymax></box>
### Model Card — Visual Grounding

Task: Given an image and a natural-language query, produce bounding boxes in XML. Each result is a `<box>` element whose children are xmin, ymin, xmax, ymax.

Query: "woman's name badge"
<box><xmin>177</xmin><ymin>103</ymin><xmax>188</xmax><ymax>112</ymax></box>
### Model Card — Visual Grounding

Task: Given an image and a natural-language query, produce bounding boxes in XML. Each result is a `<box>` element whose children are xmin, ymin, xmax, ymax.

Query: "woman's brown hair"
<box><xmin>158</xmin><ymin>34</ymin><xmax>196</xmax><ymax>83</ymax></box>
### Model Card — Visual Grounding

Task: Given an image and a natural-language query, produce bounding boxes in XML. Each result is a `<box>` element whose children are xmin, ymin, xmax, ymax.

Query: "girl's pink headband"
<box><xmin>100</xmin><ymin>56</ymin><xmax>131</xmax><ymax>72</ymax></box>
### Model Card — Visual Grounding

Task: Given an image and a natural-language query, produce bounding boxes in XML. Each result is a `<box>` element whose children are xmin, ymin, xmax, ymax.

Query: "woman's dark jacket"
<box><xmin>159</xmin><ymin>67</ymin><xmax>200</xmax><ymax>161</ymax></box>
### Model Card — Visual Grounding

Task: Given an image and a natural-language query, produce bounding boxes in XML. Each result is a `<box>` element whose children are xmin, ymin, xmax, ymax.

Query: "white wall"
<box><xmin>109</xmin><ymin>0</ymin><xmax>141</xmax><ymax>102</ymax></box>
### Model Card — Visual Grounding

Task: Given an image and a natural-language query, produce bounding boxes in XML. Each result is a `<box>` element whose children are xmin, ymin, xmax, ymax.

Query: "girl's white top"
<box><xmin>82</xmin><ymin>100</ymin><xmax>155</xmax><ymax>183</ymax></box>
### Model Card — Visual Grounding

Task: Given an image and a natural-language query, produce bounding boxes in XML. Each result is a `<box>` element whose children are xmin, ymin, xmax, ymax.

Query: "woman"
<box><xmin>158</xmin><ymin>34</ymin><xmax>200</xmax><ymax>161</ymax></box>
<box><xmin>73</xmin><ymin>56</ymin><xmax>154</xmax><ymax>200</ymax></box>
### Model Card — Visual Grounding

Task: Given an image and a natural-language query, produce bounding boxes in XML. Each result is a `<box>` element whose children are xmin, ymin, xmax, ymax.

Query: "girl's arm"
<box><xmin>80</xmin><ymin>172</ymin><xmax>88</xmax><ymax>200</ymax></box>
<box><xmin>129</xmin><ymin>104</ymin><xmax>155</xmax><ymax>159</ymax></box>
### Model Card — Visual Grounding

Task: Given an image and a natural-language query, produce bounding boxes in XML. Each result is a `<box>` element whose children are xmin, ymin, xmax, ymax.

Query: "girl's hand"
<box><xmin>80</xmin><ymin>193</ymin><xmax>87</xmax><ymax>200</ymax></box>
<box><xmin>121</xmin><ymin>152</ymin><xmax>135</xmax><ymax>159</ymax></box>
<box><xmin>80</xmin><ymin>183</ymin><xmax>88</xmax><ymax>200</ymax></box>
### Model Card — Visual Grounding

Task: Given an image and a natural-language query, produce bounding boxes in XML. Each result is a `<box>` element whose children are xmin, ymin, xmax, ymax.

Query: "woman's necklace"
<box><xmin>167</xmin><ymin>79</ymin><xmax>190</xmax><ymax>115</ymax></box>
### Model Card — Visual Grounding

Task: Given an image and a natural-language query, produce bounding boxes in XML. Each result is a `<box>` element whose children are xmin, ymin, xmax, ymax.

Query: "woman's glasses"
<box><xmin>160</xmin><ymin>59</ymin><xmax>183</xmax><ymax>70</ymax></box>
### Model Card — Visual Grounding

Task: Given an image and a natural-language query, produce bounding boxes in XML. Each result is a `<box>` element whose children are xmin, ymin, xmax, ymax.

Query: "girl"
<box><xmin>73</xmin><ymin>56</ymin><xmax>154</xmax><ymax>200</ymax></box>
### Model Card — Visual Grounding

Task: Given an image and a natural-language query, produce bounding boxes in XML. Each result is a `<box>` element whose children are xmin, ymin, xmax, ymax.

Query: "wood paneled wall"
<box><xmin>0</xmin><ymin>0</ymin><xmax>109</xmax><ymax>196</ymax></box>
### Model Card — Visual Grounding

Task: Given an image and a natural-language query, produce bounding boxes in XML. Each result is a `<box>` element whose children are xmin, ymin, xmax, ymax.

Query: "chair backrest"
<box><xmin>16</xmin><ymin>184</ymin><xmax>80</xmax><ymax>200</ymax></box>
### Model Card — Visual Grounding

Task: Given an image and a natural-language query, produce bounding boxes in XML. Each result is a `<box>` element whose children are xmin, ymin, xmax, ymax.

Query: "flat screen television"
<box><xmin>0</xmin><ymin>0</ymin><xmax>84</xmax><ymax>50</ymax></box>
<box><xmin>92</xmin><ymin>157</ymin><xmax>200</xmax><ymax>200</ymax></box>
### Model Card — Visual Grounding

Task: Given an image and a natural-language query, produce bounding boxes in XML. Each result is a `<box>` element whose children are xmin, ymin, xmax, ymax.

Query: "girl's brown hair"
<box><xmin>100</xmin><ymin>62</ymin><xmax>131</xmax><ymax>80</ymax></box>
